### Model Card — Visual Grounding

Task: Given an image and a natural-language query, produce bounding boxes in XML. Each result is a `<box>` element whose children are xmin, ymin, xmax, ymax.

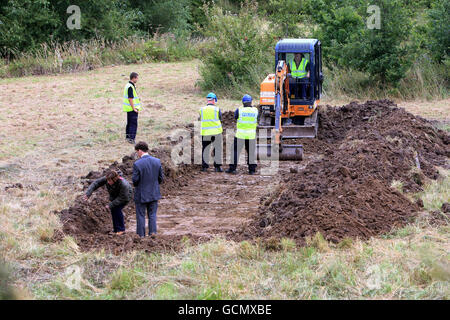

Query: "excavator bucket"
<box><xmin>280</xmin><ymin>144</ymin><xmax>304</xmax><ymax>160</ymax></box>
<box><xmin>257</xmin><ymin>143</ymin><xmax>304</xmax><ymax>161</ymax></box>
<box><xmin>278</xmin><ymin>124</ymin><xmax>318</xmax><ymax>139</ymax></box>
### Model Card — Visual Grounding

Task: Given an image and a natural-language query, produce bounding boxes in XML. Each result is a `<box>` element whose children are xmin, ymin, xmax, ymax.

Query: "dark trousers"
<box><xmin>202</xmin><ymin>134</ymin><xmax>223</xmax><ymax>168</ymax></box>
<box><xmin>229</xmin><ymin>137</ymin><xmax>257</xmax><ymax>172</ymax></box>
<box><xmin>289</xmin><ymin>78</ymin><xmax>307</xmax><ymax>99</ymax></box>
<box><xmin>110</xmin><ymin>205</ymin><xmax>125</xmax><ymax>232</ymax></box>
<box><xmin>300</xmin><ymin>83</ymin><xmax>307</xmax><ymax>99</ymax></box>
<box><xmin>126</xmin><ymin>111</ymin><xmax>138</xmax><ymax>140</ymax></box>
<box><xmin>135</xmin><ymin>200</ymin><xmax>158</xmax><ymax>237</ymax></box>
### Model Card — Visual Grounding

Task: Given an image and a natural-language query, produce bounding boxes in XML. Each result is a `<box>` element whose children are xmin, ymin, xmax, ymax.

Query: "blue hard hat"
<box><xmin>242</xmin><ymin>94</ymin><xmax>252</xmax><ymax>103</ymax></box>
<box><xmin>206</xmin><ymin>92</ymin><xmax>217</xmax><ymax>102</ymax></box>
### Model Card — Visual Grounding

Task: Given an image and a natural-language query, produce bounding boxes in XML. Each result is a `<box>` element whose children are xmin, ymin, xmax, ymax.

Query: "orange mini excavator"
<box><xmin>257</xmin><ymin>39</ymin><xmax>323</xmax><ymax>160</ymax></box>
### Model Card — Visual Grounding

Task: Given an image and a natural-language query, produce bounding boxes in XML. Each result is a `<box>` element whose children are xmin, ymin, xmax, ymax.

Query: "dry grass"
<box><xmin>0</xmin><ymin>61</ymin><xmax>448</xmax><ymax>300</ymax></box>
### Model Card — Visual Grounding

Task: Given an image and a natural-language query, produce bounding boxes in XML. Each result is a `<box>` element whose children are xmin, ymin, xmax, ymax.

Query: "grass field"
<box><xmin>0</xmin><ymin>61</ymin><xmax>449</xmax><ymax>299</ymax></box>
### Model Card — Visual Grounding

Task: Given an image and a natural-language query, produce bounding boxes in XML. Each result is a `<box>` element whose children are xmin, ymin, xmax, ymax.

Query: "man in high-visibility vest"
<box><xmin>226</xmin><ymin>94</ymin><xmax>258</xmax><ymax>175</ymax></box>
<box><xmin>289</xmin><ymin>53</ymin><xmax>310</xmax><ymax>99</ymax></box>
<box><xmin>123</xmin><ymin>72</ymin><xmax>142</xmax><ymax>144</ymax></box>
<box><xmin>199</xmin><ymin>92</ymin><xmax>223</xmax><ymax>172</ymax></box>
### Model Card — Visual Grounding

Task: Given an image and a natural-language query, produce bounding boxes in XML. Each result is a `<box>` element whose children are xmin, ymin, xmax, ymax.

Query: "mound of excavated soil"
<box><xmin>232</xmin><ymin>100</ymin><xmax>449</xmax><ymax>245</ymax></box>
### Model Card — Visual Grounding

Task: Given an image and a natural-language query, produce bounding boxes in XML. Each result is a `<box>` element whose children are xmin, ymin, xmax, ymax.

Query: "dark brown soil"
<box><xmin>442</xmin><ymin>203</ymin><xmax>450</xmax><ymax>213</ymax></box>
<box><xmin>426</xmin><ymin>210</ymin><xmax>450</xmax><ymax>227</ymax></box>
<box><xmin>221</xmin><ymin>110</ymin><xmax>238</xmax><ymax>129</ymax></box>
<box><xmin>56</xmin><ymin>100</ymin><xmax>449</xmax><ymax>252</ymax></box>
<box><xmin>232</xmin><ymin>100</ymin><xmax>449</xmax><ymax>245</ymax></box>
<box><xmin>58</xmin><ymin>148</ymin><xmax>200</xmax><ymax>253</ymax></box>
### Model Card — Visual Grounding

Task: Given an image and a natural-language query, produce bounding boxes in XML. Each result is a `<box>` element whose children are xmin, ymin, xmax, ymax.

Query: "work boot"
<box><xmin>201</xmin><ymin>167</ymin><xmax>208</xmax><ymax>172</ymax></box>
<box><xmin>215</xmin><ymin>167</ymin><xmax>223</xmax><ymax>173</ymax></box>
<box><xmin>225</xmin><ymin>168</ymin><xmax>237</xmax><ymax>174</ymax></box>
<box><xmin>127</xmin><ymin>138</ymin><xmax>135</xmax><ymax>145</ymax></box>
<box><xmin>249</xmin><ymin>171</ymin><xmax>256</xmax><ymax>175</ymax></box>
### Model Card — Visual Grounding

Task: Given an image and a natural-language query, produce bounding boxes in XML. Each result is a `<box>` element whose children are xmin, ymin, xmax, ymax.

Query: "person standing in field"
<box><xmin>123</xmin><ymin>72</ymin><xmax>142</xmax><ymax>144</ymax></box>
<box><xmin>226</xmin><ymin>94</ymin><xmax>258</xmax><ymax>175</ymax></box>
<box><xmin>132</xmin><ymin>141</ymin><xmax>164</xmax><ymax>238</ymax></box>
<box><xmin>83</xmin><ymin>170</ymin><xmax>133</xmax><ymax>235</ymax></box>
<box><xmin>199</xmin><ymin>92</ymin><xmax>224</xmax><ymax>172</ymax></box>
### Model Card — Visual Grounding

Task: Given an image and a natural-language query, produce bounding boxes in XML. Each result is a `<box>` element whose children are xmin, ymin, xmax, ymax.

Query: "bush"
<box><xmin>198</xmin><ymin>1</ymin><xmax>275</xmax><ymax>98</ymax></box>
<box><xmin>0</xmin><ymin>0</ymin><xmax>142</xmax><ymax>57</ymax></box>
<box><xmin>357</xmin><ymin>0</ymin><xmax>414</xmax><ymax>85</ymax></box>
<box><xmin>427</xmin><ymin>0</ymin><xmax>450</xmax><ymax>63</ymax></box>
<box><xmin>0</xmin><ymin>0</ymin><xmax>59</xmax><ymax>57</ymax></box>
<box><xmin>313</xmin><ymin>0</ymin><xmax>415</xmax><ymax>86</ymax></box>
<box><xmin>263</xmin><ymin>0</ymin><xmax>309</xmax><ymax>37</ymax></box>
<box><xmin>129</xmin><ymin>0</ymin><xmax>192</xmax><ymax>35</ymax></box>
<box><xmin>314</xmin><ymin>5</ymin><xmax>365</xmax><ymax>67</ymax></box>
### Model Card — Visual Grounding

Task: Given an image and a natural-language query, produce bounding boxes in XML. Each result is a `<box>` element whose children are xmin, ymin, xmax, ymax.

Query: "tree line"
<box><xmin>0</xmin><ymin>0</ymin><xmax>448</xmax><ymax>98</ymax></box>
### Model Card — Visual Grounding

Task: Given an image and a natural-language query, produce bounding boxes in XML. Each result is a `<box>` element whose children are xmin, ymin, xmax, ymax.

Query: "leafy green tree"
<box><xmin>0</xmin><ymin>0</ymin><xmax>59</xmax><ymax>57</ymax></box>
<box><xmin>314</xmin><ymin>5</ymin><xmax>365</xmax><ymax>66</ymax></box>
<box><xmin>0</xmin><ymin>0</ymin><xmax>142</xmax><ymax>57</ymax></box>
<box><xmin>51</xmin><ymin>0</ymin><xmax>141</xmax><ymax>42</ymax></box>
<box><xmin>263</xmin><ymin>0</ymin><xmax>308</xmax><ymax>37</ymax></box>
<box><xmin>427</xmin><ymin>0</ymin><xmax>449</xmax><ymax>62</ymax></box>
<box><xmin>354</xmin><ymin>0</ymin><xmax>414</xmax><ymax>84</ymax></box>
<box><xmin>129</xmin><ymin>0</ymin><xmax>192</xmax><ymax>35</ymax></box>
<box><xmin>189</xmin><ymin>0</ymin><xmax>208</xmax><ymax>28</ymax></box>
<box><xmin>311</xmin><ymin>0</ymin><xmax>414</xmax><ymax>85</ymax></box>
<box><xmin>198</xmin><ymin>1</ymin><xmax>274</xmax><ymax>97</ymax></box>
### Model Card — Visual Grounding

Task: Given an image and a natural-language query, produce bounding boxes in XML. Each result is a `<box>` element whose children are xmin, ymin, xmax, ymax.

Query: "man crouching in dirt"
<box><xmin>83</xmin><ymin>170</ymin><xmax>133</xmax><ymax>235</ymax></box>
<box><xmin>132</xmin><ymin>141</ymin><xmax>164</xmax><ymax>238</ymax></box>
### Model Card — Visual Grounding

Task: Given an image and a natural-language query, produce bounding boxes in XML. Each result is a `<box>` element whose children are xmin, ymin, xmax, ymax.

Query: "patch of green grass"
<box><xmin>154</xmin><ymin>282</ymin><xmax>179</xmax><ymax>299</ymax></box>
<box><xmin>109</xmin><ymin>267</ymin><xmax>146</xmax><ymax>293</ymax></box>
<box><xmin>195</xmin><ymin>283</ymin><xmax>226</xmax><ymax>300</ymax></box>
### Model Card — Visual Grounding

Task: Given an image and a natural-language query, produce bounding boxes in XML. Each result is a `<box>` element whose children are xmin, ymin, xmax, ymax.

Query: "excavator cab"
<box><xmin>258</xmin><ymin>39</ymin><xmax>323</xmax><ymax>160</ymax></box>
<box><xmin>285</xmin><ymin>52</ymin><xmax>312</xmax><ymax>100</ymax></box>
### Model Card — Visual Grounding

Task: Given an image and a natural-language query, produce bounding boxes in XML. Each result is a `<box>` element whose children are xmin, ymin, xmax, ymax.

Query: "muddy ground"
<box><xmin>56</xmin><ymin>100</ymin><xmax>449</xmax><ymax>253</ymax></box>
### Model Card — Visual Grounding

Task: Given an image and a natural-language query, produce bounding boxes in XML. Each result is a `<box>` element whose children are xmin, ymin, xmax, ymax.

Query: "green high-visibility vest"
<box><xmin>123</xmin><ymin>83</ymin><xmax>142</xmax><ymax>112</ymax></box>
<box><xmin>200</xmin><ymin>105</ymin><xmax>223</xmax><ymax>136</ymax></box>
<box><xmin>290</xmin><ymin>58</ymin><xmax>309</xmax><ymax>78</ymax></box>
<box><xmin>236</xmin><ymin>106</ymin><xmax>258</xmax><ymax>140</ymax></box>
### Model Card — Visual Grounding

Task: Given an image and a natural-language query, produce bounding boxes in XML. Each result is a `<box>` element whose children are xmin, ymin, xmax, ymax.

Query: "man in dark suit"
<box><xmin>132</xmin><ymin>141</ymin><xmax>164</xmax><ymax>237</ymax></box>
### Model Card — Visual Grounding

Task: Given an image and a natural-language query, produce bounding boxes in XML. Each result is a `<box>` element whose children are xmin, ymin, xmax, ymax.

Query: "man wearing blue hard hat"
<box><xmin>226</xmin><ymin>94</ymin><xmax>258</xmax><ymax>175</ymax></box>
<box><xmin>199</xmin><ymin>92</ymin><xmax>223</xmax><ymax>172</ymax></box>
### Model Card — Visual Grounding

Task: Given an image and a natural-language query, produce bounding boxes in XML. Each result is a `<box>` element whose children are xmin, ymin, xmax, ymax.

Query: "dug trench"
<box><xmin>56</xmin><ymin>100</ymin><xmax>449</xmax><ymax>253</ymax></box>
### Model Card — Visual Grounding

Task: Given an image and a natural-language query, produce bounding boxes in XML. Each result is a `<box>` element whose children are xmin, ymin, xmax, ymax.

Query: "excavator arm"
<box><xmin>257</xmin><ymin>60</ymin><xmax>304</xmax><ymax>161</ymax></box>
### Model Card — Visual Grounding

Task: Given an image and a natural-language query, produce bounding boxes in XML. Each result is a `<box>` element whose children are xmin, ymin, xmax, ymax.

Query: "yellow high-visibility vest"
<box><xmin>123</xmin><ymin>83</ymin><xmax>141</xmax><ymax>112</ymax></box>
<box><xmin>199</xmin><ymin>105</ymin><xmax>223</xmax><ymax>136</ymax></box>
<box><xmin>236</xmin><ymin>106</ymin><xmax>258</xmax><ymax>140</ymax></box>
<box><xmin>290</xmin><ymin>58</ymin><xmax>309</xmax><ymax>78</ymax></box>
